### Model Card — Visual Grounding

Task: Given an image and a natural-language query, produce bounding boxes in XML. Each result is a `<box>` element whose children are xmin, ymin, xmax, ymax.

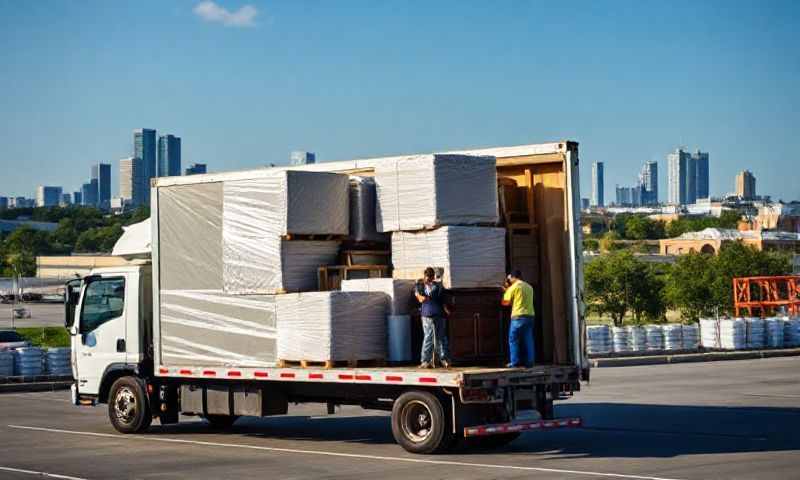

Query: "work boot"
<box><xmin>418</xmin><ymin>362</ymin><xmax>432</xmax><ymax>369</ymax></box>
<box><xmin>440</xmin><ymin>359</ymin><xmax>451</xmax><ymax>369</ymax></box>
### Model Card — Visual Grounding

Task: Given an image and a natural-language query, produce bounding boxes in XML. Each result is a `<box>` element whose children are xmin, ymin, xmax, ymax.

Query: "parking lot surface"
<box><xmin>0</xmin><ymin>356</ymin><xmax>798</xmax><ymax>479</ymax></box>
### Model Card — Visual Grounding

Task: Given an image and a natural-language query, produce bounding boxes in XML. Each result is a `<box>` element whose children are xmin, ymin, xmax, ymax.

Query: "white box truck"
<box><xmin>65</xmin><ymin>141</ymin><xmax>587</xmax><ymax>454</ymax></box>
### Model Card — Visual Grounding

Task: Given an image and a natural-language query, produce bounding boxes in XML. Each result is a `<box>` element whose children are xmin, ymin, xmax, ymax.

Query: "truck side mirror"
<box><xmin>64</xmin><ymin>278</ymin><xmax>82</xmax><ymax>329</ymax></box>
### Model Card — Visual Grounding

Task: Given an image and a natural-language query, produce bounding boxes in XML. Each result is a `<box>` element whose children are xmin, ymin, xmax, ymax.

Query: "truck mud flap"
<box><xmin>464</xmin><ymin>417</ymin><xmax>582</xmax><ymax>437</ymax></box>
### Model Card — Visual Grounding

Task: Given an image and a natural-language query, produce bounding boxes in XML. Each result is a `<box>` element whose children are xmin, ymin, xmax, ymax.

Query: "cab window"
<box><xmin>80</xmin><ymin>277</ymin><xmax>125</xmax><ymax>333</ymax></box>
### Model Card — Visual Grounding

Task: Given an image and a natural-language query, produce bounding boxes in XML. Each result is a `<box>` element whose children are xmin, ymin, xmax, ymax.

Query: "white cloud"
<box><xmin>193</xmin><ymin>1</ymin><xmax>258</xmax><ymax>27</ymax></box>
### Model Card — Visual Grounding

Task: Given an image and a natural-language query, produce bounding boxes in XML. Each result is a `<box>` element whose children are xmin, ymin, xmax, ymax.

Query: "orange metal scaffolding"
<box><xmin>733</xmin><ymin>275</ymin><xmax>800</xmax><ymax>317</ymax></box>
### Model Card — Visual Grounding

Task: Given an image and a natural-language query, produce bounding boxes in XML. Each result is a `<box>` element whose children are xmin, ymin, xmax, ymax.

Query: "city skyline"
<box><xmin>1</xmin><ymin>2</ymin><xmax>797</xmax><ymax>202</ymax></box>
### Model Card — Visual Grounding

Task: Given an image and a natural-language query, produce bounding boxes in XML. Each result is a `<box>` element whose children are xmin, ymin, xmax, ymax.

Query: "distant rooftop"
<box><xmin>676</xmin><ymin>228</ymin><xmax>800</xmax><ymax>242</ymax></box>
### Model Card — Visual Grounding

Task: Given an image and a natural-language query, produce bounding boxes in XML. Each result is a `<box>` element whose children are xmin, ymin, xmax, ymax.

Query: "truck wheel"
<box><xmin>391</xmin><ymin>391</ymin><xmax>450</xmax><ymax>454</ymax></box>
<box><xmin>108</xmin><ymin>376</ymin><xmax>152</xmax><ymax>434</ymax></box>
<box><xmin>204</xmin><ymin>415</ymin><xmax>238</xmax><ymax>429</ymax></box>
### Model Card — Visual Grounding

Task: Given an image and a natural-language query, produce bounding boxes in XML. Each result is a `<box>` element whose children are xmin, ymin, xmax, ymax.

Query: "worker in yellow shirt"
<box><xmin>501</xmin><ymin>270</ymin><xmax>535</xmax><ymax>368</ymax></box>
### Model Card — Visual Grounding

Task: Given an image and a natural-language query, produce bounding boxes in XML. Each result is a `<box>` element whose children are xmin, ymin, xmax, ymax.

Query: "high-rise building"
<box><xmin>591</xmin><ymin>161</ymin><xmax>604</xmax><ymax>207</ymax></box>
<box><xmin>134</xmin><ymin>128</ymin><xmax>157</xmax><ymax>203</ymax></box>
<box><xmin>667</xmin><ymin>148</ymin><xmax>692</xmax><ymax>205</ymax></box>
<box><xmin>615</xmin><ymin>185</ymin><xmax>632</xmax><ymax>206</ymax></box>
<box><xmin>693</xmin><ymin>151</ymin><xmax>709</xmax><ymax>200</ymax></box>
<box><xmin>639</xmin><ymin>161</ymin><xmax>658</xmax><ymax>205</ymax></box>
<box><xmin>158</xmin><ymin>134</ymin><xmax>182</xmax><ymax>177</ymax></box>
<box><xmin>185</xmin><ymin>163</ymin><xmax>207</xmax><ymax>175</ymax></box>
<box><xmin>736</xmin><ymin>170</ymin><xmax>756</xmax><ymax>200</ymax></box>
<box><xmin>581</xmin><ymin>198</ymin><xmax>590</xmax><ymax>210</ymax></box>
<box><xmin>91</xmin><ymin>163</ymin><xmax>111</xmax><ymax>209</ymax></box>
<box><xmin>36</xmin><ymin>186</ymin><xmax>63</xmax><ymax>207</ymax></box>
<box><xmin>290</xmin><ymin>151</ymin><xmax>316</xmax><ymax>166</ymax></box>
<box><xmin>120</xmin><ymin>157</ymin><xmax>147</xmax><ymax>207</ymax></box>
<box><xmin>73</xmin><ymin>191</ymin><xmax>82</xmax><ymax>206</ymax></box>
<box><xmin>60</xmin><ymin>193</ymin><xmax>72</xmax><ymax>206</ymax></box>
<box><xmin>0</xmin><ymin>197</ymin><xmax>8</xmax><ymax>209</ymax></box>
<box><xmin>81</xmin><ymin>180</ymin><xmax>98</xmax><ymax>207</ymax></box>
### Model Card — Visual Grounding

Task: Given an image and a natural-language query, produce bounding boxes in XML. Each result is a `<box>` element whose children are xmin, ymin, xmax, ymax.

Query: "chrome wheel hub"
<box><xmin>114</xmin><ymin>386</ymin><xmax>137</xmax><ymax>424</ymax></box>
<box><xmin>400</xmin><ymin>400</ymin><xmax>433</xmax><ymax>443</ymax></box>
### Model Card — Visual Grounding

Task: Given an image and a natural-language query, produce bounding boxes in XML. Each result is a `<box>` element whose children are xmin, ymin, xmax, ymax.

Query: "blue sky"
<box><xmin>1</xmin><ymin>0</ymin><xmax>798</xmax><ymax>202</ymax></box>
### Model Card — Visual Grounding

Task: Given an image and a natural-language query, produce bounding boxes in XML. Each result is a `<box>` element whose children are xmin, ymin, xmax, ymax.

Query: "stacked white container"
<box><xmin>45</xmin><ymin>348</ymin><xmax>72</xmax><ymax>376</ymax></box>
<box><xmin>0</xmin><ymin>351</ymin><xmax>13</xmax><ymax>376</ymax></box>
<box><xmin>764</xmin><ymin>317</ymin><xmax>784</xmax><ymax>348</ymax></box>
<box><xmin>681</xmin><ymin>324</ymin><xmax>700</xmax><ymax>350</ymax></box>
<box><xmin>719</xmin><ymin>318</ymin><xmax>746</xmax><ymax>350</ymax></box>
<box><xmin>611</xmin><ymin>327</ymin><xmax>631</xmax><ymax>353</ymax></box>
<box><xmin>745</xmin><ymin>317</ymin><xmax>765</xmax><ymax>349</ymax></box>
<box><xmin>700</xmin><ymin>318</ymin><xmax>720</xmax><ymax>349</ymax></box>
<box><xmin>586</xmin><ymin>325</ymin><xmax>612</xmax><ymax>355</ymax></box>
<box><xmin>12</xmin><ymin>347</ymin><xmax>43</xmax><ymax>376</ymax></box>
<box><xmin>645</xmin><ymin>325</ymin><xmax>664</xmax><ymax>351</ymax></box>
<box><xmin>662</xmin><ymin>324</ymin><xmax>683</xmax><ymax>351</ymax></box>
<box><xmin>627</xmin><ymin>326</ymin><xmax>648</xmax><ymax>352</ymax></box>
<box><xmin>783</xmin><ymin>317</ymin><xmax>800</xmax><ymax>347</ymax></box>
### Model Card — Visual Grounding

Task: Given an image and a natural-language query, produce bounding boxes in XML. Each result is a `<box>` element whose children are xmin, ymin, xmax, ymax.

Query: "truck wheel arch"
<box><xmin>98</xmin><ymin>364</ymin><xmax>141</xmax><ymax>403</ymax></box>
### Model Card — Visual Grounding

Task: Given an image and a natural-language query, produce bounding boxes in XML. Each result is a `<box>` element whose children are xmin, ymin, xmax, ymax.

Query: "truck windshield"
<box><xmin>80</xmin><ymin>277</ymin><xmax>125</xmax><ymax>333</ymax></box>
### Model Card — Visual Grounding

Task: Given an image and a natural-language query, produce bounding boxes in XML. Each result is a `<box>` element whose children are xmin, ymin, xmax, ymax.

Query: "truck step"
<box><xmin>277</xmin><ymin>358</ymin><xmax>386</xmax><ymax>369</ymax></box>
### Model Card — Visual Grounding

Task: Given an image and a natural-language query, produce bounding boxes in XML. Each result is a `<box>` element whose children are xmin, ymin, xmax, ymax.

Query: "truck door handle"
<box><xmin>82</xmin><ymin>352</ymin><xmax>92</xmax><ymax>357</ymax></box>
<box><xmin>116</xmin><ymin>339</ymin><xmax>126</xmax><ymax>353</ymax></box>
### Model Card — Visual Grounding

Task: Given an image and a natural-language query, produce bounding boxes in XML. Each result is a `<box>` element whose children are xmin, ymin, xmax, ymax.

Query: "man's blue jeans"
<box><xmin>421</xmin><ymin>316</ymin><xmax>449</xmax><ymax>364</ymax></box>
<box><xmin>509</xmin><ymin>315</ymin><xmax>535</xmax><ymax>367</ymax></box>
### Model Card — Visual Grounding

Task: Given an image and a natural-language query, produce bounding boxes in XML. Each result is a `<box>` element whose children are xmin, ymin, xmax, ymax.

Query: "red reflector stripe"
<box><xmin>309</xmin><ymin>373</ymin><xmax>323</xmax><ymax>379</ymax></box>
<box><xmin>227</xmin><ymin>371</ymin><xmax>241</xmax><ymax>377</ymax></box>
<box><xmin>158</xmin><ymin>368</ymin><xmax>169</xmax><ymax>374</ymax></box>
<box><xmin>179</xmin><ymin>369</ymin><xmax>192</xmax><ymax>375</ymax></box>
<box><xmin>203</xmin><ymin>370</ymin><xmax>216</xmax><ymax>376</ymax></box>
<box><xmin>419</xmin><ymin>377</ymin><xmax>437</xmax><ymax>383</ymax></box>
<box><xmin>338</xmin><ymin>374</ymin><xmax>354</xmax><ymax>380</ymax></box>
<box><xmin>280</xmin><ymin>372</ymin><xmax>295</xmax><ymax>378</ymax></box>
<box><xmin>254</xmin><ymin>371</ymin><xmax>268</xmax><ymax>378</ymax></box>
<box><xmin>355</xmin><ymin>375</ymin><xmax>371</xmax><ymax>381</ymax></box>
<box><xmin>385</xmin><ymin>375</ymin><xmax>403</xmax><ymax>382</ymax></box>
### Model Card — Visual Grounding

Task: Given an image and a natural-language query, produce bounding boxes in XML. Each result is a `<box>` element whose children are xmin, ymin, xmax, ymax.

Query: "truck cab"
<box><xmin>66</xmin><ymin>265</ymin><xmax>152</xmax><ymax>404</ymax></box>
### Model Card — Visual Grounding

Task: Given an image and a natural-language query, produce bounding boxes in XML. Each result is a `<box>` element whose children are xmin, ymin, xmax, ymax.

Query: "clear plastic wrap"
<box><xmin>375</xmin><ymin>154</ymin><xmax>499</xmax><ymax>232</ymax></box>
<box><xmin>160</xmin><ymin>290</ymin><xmax>278</xmax><ymax>367</ymax></box>
<box><xmin>276</xmin><ymin>291</ymin><xmax>388</xmax><ymax>362</ymax></box>
<box><xmin>348</xmin><ymin>176</ymin><xmax>389</xmax><ymax>243</ymax></box>
<box><xmin>391</xmin><ymin>226</ymin><xmax>506</xmax><ymax>289</ymax></box>
<box><xmin>340</xmin><ymin>278</ymin><xmax>416</xmax><ymax>315</ymax></box>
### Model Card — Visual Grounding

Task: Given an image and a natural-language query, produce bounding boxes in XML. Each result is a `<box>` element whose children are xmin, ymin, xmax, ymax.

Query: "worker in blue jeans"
<box><xmin>415</xmin><ymin>267</ymin><xmax>450</xmax><ymax>369</ymax></box>
<box><xmin>501</xmin><ymin>270</ymin><xmax>535</xmax><ymax>368</ymax></box>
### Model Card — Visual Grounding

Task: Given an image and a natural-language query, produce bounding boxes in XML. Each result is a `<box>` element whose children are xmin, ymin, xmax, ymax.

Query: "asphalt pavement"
<box><xmin>0</xmin><ymin>357</ymin><xmax>798</xmax><ymax>479</ymax></box>
<box><xmin>0</xmin><ymin>303</ymin><xmax>65</xmax><ymax>328</ymax></box>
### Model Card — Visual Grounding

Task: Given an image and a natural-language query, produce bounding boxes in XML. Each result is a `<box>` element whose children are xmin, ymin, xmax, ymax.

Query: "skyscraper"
<box><xmin>134</xmin><ymin>129</ymin><xmax>157</xmax><ymax>203</ymax></box>
<box><xmin>667</xmin><ymin>148</ymin><xmax>693</xmax><ymax>205</ymax></box>
<box><xmin>36</xmin><ymin>186</ymin><xmax>63</xmax><ymax>207</ymax></box>
<box><xmin>736</xmin><ymin>170</ymin><xmax>756</xmax><ymax>200</ymax></box>
<box><xmin>615</xmin><ymin>185</ymin><xmax>632</xmax><ymax>206</ymax></box>
<box><xmin>290</xmin><ymin>151</ymin><xmax>316</xmax><ymax>166</ymax></box>
<box><xmin>591</xmin><ymin>161</ymin><xmax>604</xmax><ymax>207</ymax></box>
<box><xmin>693</xmin><ymin>151</ymin><xmax>709</xmax><ymax>200</ymax></box>
<box><xmin>120</xmin><ymin>157</ymin><xmax>147</xmax><ymax>207</ymax></box>
<box><xmin>92</xmin><ymin>163</ymin><xmax>111</xmax><ymax>209</ymax></box>
<box><xmin>639</xmin><ymin>161</ymin><xmax>658</xmax><ymax>205</ymax></box>
<box><xmin>0</xmin><ymin>197</ymin><xmax>8</xmax><ymax>209</ymax></box>
<box><xmin>158</xmin><ymin>134</ymin><xmax>182</xmax><ymax>177</ymax></box>
<box><xmin>60</xmin><ymin>193</ymin><xmax>72</xmax><ymax>206</ymax></box>
<box><xmin>73</xmin><ymin>191</ymin><xmax>82</xmax><ymax>206</ymax></box>
<box><xmin>185</xmin><ymin>163</ymin><xmax>207</xmax><ymax>175</ymax></box>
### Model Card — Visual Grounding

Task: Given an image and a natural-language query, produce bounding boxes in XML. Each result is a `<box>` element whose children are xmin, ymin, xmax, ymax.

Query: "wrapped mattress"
<box><xmin>223</xmin><ymin>171</ymin><xmax>349</xmax><ymax>237</ymax></box>
<box><xmin>276</xmin><ymin>291</ymin><xmax>388</xmax><ymax>362</ymax></box>
<box><xmin>224</xmin><ymin>239</ymin><xmax>340</xmax><ymax>294</ymax></box>
<box><xmin>159</xmin><ymin>290</ymin><xmax>278</xmax><ymax>367</ymax></box>
<box><xmin>375</xmin><ymin>154</ymin><xmax>499</xmax><ymax>232</ymax></box>
<box><xmin>349</xmin><ymin>176</ymin><xmax>389</xmax><ymax>243</ymax></box>
<box><xmin>340</xmin><ymin>278</ymin><xmax>417</xmax><ymax>315</ymax></box>
<box><xmin>391</xmin><ymin>226</ymin><xmax>506</xmax><ymax>289</ymax></box>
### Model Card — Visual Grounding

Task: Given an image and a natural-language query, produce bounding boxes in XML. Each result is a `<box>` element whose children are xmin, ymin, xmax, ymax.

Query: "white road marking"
<box><xmin>0</xmin><ymin>466</ymin><xmax>89</xmax><ymax>480</ymax></box>
<box><xmin>8</xmin><ymin>424</ymin><xmax>686</xmax><ymax>480</ymax></box>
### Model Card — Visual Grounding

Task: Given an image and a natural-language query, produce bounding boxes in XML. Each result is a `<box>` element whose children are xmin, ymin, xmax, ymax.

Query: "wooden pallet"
<box><xmin>277</xmin><ymin>359</ymin><xmax>386</xmax><ymax>369</ymax></box>
<box><xmin>282</xmin><ymin>233</ymin><xmax>347</xmax><ymax>241</ymax></box>
<box><xmin>343</xmin><ymin>250</ymin><xmax>390</xmax><ymax>266</ymax></box>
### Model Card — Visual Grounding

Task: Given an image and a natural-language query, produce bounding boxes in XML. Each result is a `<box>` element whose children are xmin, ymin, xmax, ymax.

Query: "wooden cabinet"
<box><xmin>446</xmin><ymin>289</ymin><xmax>508</xmax><ymax>366</ymax></box>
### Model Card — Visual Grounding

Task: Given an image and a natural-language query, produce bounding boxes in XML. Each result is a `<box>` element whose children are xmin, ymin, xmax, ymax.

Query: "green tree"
<box><xmin>75</xmin><ymin>224</ymin><xmax>124</xmax><ymax>253</ymax></box>
<box><xmin>584</xmin><ymin>251</ymin><xmax>665</xmax><ymax>326</ymax></box>
<box><xmin>710</xmin><ymin>242</ymin><xmax>791</xmax><ymax>313</ymax></box>
<box><xmin>665</xmin><ymin>252</ymin><xmax>717</xmax><ymax>321</ymax></box>
<box><xmin>599</xmin><ymin>231</ymin><xmax>621</xmax><ymax>252</ymax></box>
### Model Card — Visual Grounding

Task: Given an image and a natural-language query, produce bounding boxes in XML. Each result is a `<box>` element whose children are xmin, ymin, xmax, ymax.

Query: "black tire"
<box><xmin>204</xmin><ymin>415</ymin><xmax>238</xmax><ymax>429</ymax></box>
<box><xmin>108</xmin><ymin>376</ymin><xmax>152</xmax><ymax>434</ymax></box>
<box><xmin>391</xmin><ymin>391</ymin><xmax>450</xmax><ymax>454</ymax></box>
